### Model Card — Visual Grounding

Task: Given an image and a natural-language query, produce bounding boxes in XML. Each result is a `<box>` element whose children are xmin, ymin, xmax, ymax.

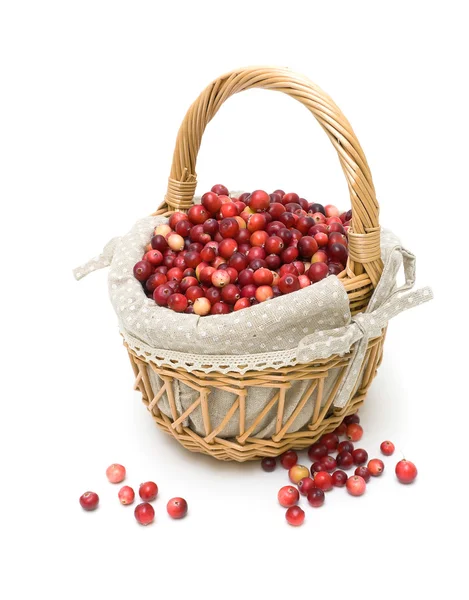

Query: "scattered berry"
<box><xmin>368</xmin><ymin>459</ymin><xmax>385</xmax><ymax>477</ymax></box>
<box><xmin>352</xmin><ymin>448</ymin><xmax>369</xmax><ymax>466</ymax></box>
<box><xmin>346</xmin><ymin>423</ymin><xmax>363</xmax><ymax>442</ymax></box>
<box><xmin>313</xmin><ymin>471</ymin><xmax>333</xmax><ymax>491</ymax></box>
<box><xmin>321</xmin><ymin>433</ymin><xmax>339</xmax><ymax>451</ymax></box>
<box><xmin>380</xmin><ymin>441</ymin><xmax>395</xmax><ymax>456</ymax></box>
<box><xmin>134</xmin><ymin>502</ymin><xmax>155</xmax><ymax>525</ymax></box>
<box><xmin>261</xmin><ymin>457</ymin><xmax>277</xmax><ymax>472</ymax></box>
<box><xmin>307</xmin><ymin>443</ymin><xmax>328</xmax><ymax>461</ymax></box>
<box><xmin>139</xmin><ymin>481</ymin><xmax>158</xmax><ymax>501</ymax></box>
<box><xmin>167</xmin><ymin>497</ymin><xmax>188</xmax><ymax>519</ymax></box>
<box><xmin>118</xmin><ymin>486</ymin><xmax>135</xmax><ymax>505</ymax></box>
<box><xmin>79</xmin><ymin>491</ymin><xmax>99</xmax><ymax>511</ymax></box>
<box><xmin>354</xmin><ymin>466</ymin><xmax>371</xmax><ymax>482</ymax></box>
<box><xmin>336</xmin><ymin>451</ymin><xmax>354</xmax><ymax>469</ymax></box>
<box><xmin>395</xmin><ymin>460</ymin><xmax>418</xmax><ymax>484</ymax></box>
<box><xmin>106</xmin><ymin>464</ymin><xmax>126</xmax><ymax>483</ymax></box>
<box><xmin>278</xmin><ymin>485</ymin><xmax>300</xmax><ymax>508</ymax></box>
<box><xmin>307</xmin><ymin>488</ymin><xmax>325</xmax><ymax>507</ymax></box>
<box><xmin>346</xmin><ymin>475</ymin><xmax>366</xmax><ymax>496</ymax></box>
<box><xmin>331</xmin><ymin>470</ymin><xmax>348</xmax><ymax>487</ymax></box>
<box><xmin>285</xmin><ymin>505</ymin><xmax>305</xmax><ymax>526</ymax></box>
<box><xmin>280</xmin><ymin>450</ymin><xmax>298</xmax><ymax>470</ymax></box>
<box><xmin>297</xmin><ymin>477</ymin><xmax>316</xmax><ymax>496</ymax></box>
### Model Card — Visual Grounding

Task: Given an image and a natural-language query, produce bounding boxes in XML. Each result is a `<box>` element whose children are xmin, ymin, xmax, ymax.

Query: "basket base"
<box><xmin>127</xmin><ymin>331</ymin><xmax>385</xmax><ymax>462</ymax></box>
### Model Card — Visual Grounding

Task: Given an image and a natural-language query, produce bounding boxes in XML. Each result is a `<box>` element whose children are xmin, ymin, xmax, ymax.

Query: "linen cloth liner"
<box><xmin>75</xmin><ymin>212</ymin><xmax>432</xmax><ymax>438</ymax></box>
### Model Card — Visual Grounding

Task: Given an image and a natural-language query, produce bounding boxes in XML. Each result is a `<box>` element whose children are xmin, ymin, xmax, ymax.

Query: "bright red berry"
<box><xmin>79</xmin><ymin>491</ymin><xmax>99</xmax><ymax>511</ymax></box>
<box><xmin>280</xmin><ymin>450</ymin><xmax>298</xmax><ymax>469</ymax></box>
<box><xmin>346</xmin><ymin>475</ymin><xmax>366</xmax><ymax>496</ymax></box>
<box><xmin>285</xmin><ymin>505</ymin><xmax>305</xmax><ymax>526</ymax></box>
<box><xmin>118</xmin><ymin>486</ymin><xmax>135</xmax><ymax>505</ymax></box>
<box><xmin>278</xmin><ymin>485</ymin><xmax>300</xmax><ymax>508</ymax></box>
<box><xmin>368</xmin><ymin>459</ymin><xmax>385</xmax><ymax>477</ymax></box>
<box><xmin>139</xmin><ymin>481</ymin><xmax>158</xmax><ymax>501</ymax></box>
<box><xmin>395</xmin><ymin>460</ymin><xmax>418</xmax><ymax>484</ymax></box>
<box><xmin>134</xmin><ymin>502</ymin><xmax>155</xmax><ymax>525</ymax></box>
<box><xmin>307</xmin><ymin>487</ymin><xmax>325</xmax><ymax>507</ymax></box>
<box><xmin>167</xmin><ymin>497</ymin><xmax>188</xmax><ymax>519</ymax></box>
<box><xmin>346</xmin><ymin>423</ymin><xmax>363</xmax><ymax>442</ymax></box>
<box><xmin>380</xmin><ymin>441</ymin><xmax>395</xmax><ymax>456</ymax></box>
<box><xmin>261</xmin><ymin>457</ymin><xmax>277</xmax><ymax>472</ymax></box>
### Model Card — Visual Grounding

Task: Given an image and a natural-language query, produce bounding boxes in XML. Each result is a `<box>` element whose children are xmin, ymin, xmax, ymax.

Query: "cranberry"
<box><xmin>309</xmin><ymin>202</ymin><xmax>325</xmax><ymax>215</ymax></box>
<box><xmin>134</xmin><ymin>502</ymin><xmax>155</xmax><ymax>525</ymax></box>
<box><xmin>241</xmin><ymin>284</ymin><xmax>257</xmax><ymax>299</ymax></box>
<box><xmin>395</xmin><ymin>459</ymin><xmax>417</xmax><ymax>484</ymax></box>
<box><xmin>313</xmin><ymin>471</ymin><xmax>333</xmax><ymax>491</ymax></box>
<box><xmin>151</xmin><ymin>234</ymin><xmax>168</xmax><ymax>252</ymax></box>
<box><xmin>380</xmin><ymin>441</ymin><xmax>395</xmax><ymax>456</ymax></box>
<box><xmin>311</xmin><ymin>250</ymin><xmax>328</xmax><ymax>264</ymax></box>
<box><xmin>166</xmin><ymin>267</ymin><xmax>184</xmax><ymax>282</ymax></box>
<box><xmin>308</xmin><ymin>262</ymin><xmax>328</xmax><ymax>282</ymax></box>
<box><xmin>238</xmin><ymin>269</ymin><xmax>254</xmax><ymax>287</ymax></box>
<box><xmin>314</xmin><ymin>232</ymin><xmax>329</xmax><ymax>247</ymax></box>
<box><xmin>155</xmin><ymin>223</ymin><xmax>172</xmax><ymax>237</ymax></box>
<box><xmin>219</xmin><ymin>217</ymin><xmax>239</xmax><ymax>239</ymax></box>
<box><xmin>186</xmin><ymin>286</ymin><xmax>204</xmax><ymax>304</ymax></box>
<box><xmin>261</xmin><ymin>457</ymin><xmax>277</xmax><ymax>472</ymax></box>
<box><xmin>328</xmin><ymin>243</ymin><xmax>348</xmax><ymax>265</ymax></box>
<box><xmin>320</xmin><ymin>456</ymin><xmax>337</xmax><ymax>472</ymax></box>
<box><xmin>321</xmin><ymin>432</ymin><xmax>339</xmax><ymax>451</ymax></box>
<box><xmin>255</xmin><ymin>285</ymin><xmax>274</xmax><ymax>302</ymax></box>
<box><xmin>268</xmin><ymin>203</ymin><xmax>286</xmax><ymax>219</ymax></box>
<box><xmin>337</xmin><ymin>440</ymin><xmax>354</xmax><ymax>454</ymax></box>
<box><xmin>143</xmin><ymin>249</ymin><xmax>164</xmax><ymax>266</ymax></box>
<box><xmin>247</xmin><ymin>213</ymin><xmax>267</xmax><ymax>232</ymax></box>
<box><xmin>368</xmin><ymin>459</ymin><xmax>385</xmax><ymax>477</ymax></box>
<box><xmin>307</xmin><ymin>487</ymin><xmax>325</xmax><ymax>507</ymax></box>
<box><xmin>250</xmin><ymin>230</ymin><xmax>269</xmax><ymax>247</ymax></box>
<box><xmin>106</xmin><ymin>464</ymin><xmax>126</xmax><ymax>483</ymax></box>
<box><xmin>79</xmin><ymin>491</ymin><xmax>99</xmax><ymax>511</ymax></box>
<box><xmin>211</xmin><ymin>269</ymin><xmax>231</xmax><ymax>288</ymax></box>
<box><xmin>220</xmin><ymin>203</ymin><xmax>238</xmax><ymax>218</ymax></box>
<box><xmin>139</xmin><ymin>481</ymin><xmax>158</xmax><ymax>501</ymax></box>
<box><xmin>145</xmin><ymin>272</ymin><xmax>167</xmax><ymax>293</ymax></box>
<box><xmin>298</xmin><ymin>236</ymin><xmax>319</xmax><ymax>258</ymax></box>
<box><xmin>352</xmin><ymin>448</ymin><xmax>369</xmax><ymax>466</ymax></box>
<box><xmin>229</xmin><ymin>252</ymin><xmax>249</xmax><ymax>272</ymax></box>
<box><xmin>167</xmin><ymin>497</ymin><xmax>188</xmax><ymax>519</ymax></box>
<box><xmin>205</xmin><ymin>286</ymin><xmax>221</xmax><ymax>305</ymax></box>
<box><xmin>218</xmin><ymin>238</ymin><xmax>238</xmax><ymax>259</ymax></box>
<box><xmin>184</xmin><ymin>251</ymin><xmax>202</xmax><ymax>270</ymax></box>
<box><xmin>335</xmin><ymin>422</ymin><xmax>347</xmax><ymax>436</ymax></box>
<box><xmin>211</xmin><ymin>184</ymin><xmax>229</xmax><ymax>196</ymax></box>
<box><xmin>193</xmin><ymin>297</ymin><xmax>211</xmax><ymax>315</ymax></box>
<box><xmin>249</xmin><ymin>190</ymin><xmax>270</xmax><ymax>212</ymax></box>
<box><xmin>278</xmin><ymin>274</ymin><xmax>300</xmax><ymax>294</ymax></box>
<box><xmin>118</xmin><ymin>486</ymin><xmax>135</xmax><ymax>505</ymax></box>
<box><xmin>285</xmin><ymin>505</ymin><xmax>305</xmax><ymax>526</ymax></box>
<box><xmin>167</xmin><ymin>233</ymin><xmax>185</xmax><ymax>252</ymax></box>
<box><xmin>253</xmin><ymin>268</ymin><xmax>273</xmax><ymax>286</ymax></box>
<box><xmin>188</xmin><ymin>205</ymin><xmax>210</xmax><ymax>224</ymax></box>
<box><xmin>133</xmin><ymin>260</ymin><xmax>152</xmax><ymax>282</ymax></box>
<box><xmin>347</xmin><ymin>423</ymin><xmax>363</xmax><ymax>442</ymax></box>
<box><xmin>325</xmin><ymin>204</ymin><xmax>340</xmax><ymax>217</ymax></box>
<box><xmin>273</xmin><ymin>189</ymin><xmax>285</xmax><ymax>198</ymax></box>
<box><xmin>354</xmin><ymin>466</ymin><xmax>371</xmax><ymax>482</ymax></box>
<box><xmin>336</xmin><ymin>451</ymin><xmax>354</xmax><ymax>469</ymax></box>
<box><xmin>331</xmin><ymin>470</ymin><xmax>348</xmax><ymax>487</ymax></box>
<box><xmin>234</xmin><ymin>297</ymin><xmax>251</xmax><ymax>311</ymax></box>
<box><xmin>210</xmin><ymin>301</ymin><xmax>230</xmax><ymax>315</ymax></box>
<box><xmin>180</xmin><ymin>276</ymin><xmax>199</xmax><ymax>292</ymax></box>
<box><xmin>153</xmin><ymin>283</ymin><xmax>173</xmax><ymax>306</ymax></box>
<box><xmin>221</xmin><ymin>284</ymin><xmax>241</xmax><ymax>304</ymax></box>
<box><xmin>278</xmin><ymin>485</ymin><xmax>300</xmax><ymax>508</ymax></box>
<box><xmin>311</xmin><ymin>212</ymin><xmax>326</xmax><ymax>224</ymax></box>
<box><xmin>298</xmin><ymin>477</ymin><xmax>315</xmax><ymax>496</ymax></box>
<box><xmin>307</xmin><ymin>443</ymin><xmax>328</xmax><ymax>461</ymax></box>
<box><xmin>346</xmin><ymin>475</ymin><xmax>366</xmax><ymax>496</ymax></box>
<box><xmin>311</xmin><ymin>461</ymin><xmax>324</xmax><ymax>474</ymax></box>
<box><xmin>281</xmin><ymin>246</ymin><xmax>299</xmax><ymax>264</ymax></box>
<box><xmin>280</xmin><ymin>450</ymin><xmax>298</xmax><ymax>469</ymax></box>
<box><xmin>168</xmin><ymin>293</ymin><xmax>188</xmax><ymax>312</ymax></box>
<box><xmin>249</xmin><ymin>258</ymin><xmax>267</xmax><ymax>271</ymax></box>
<box><xmin>289</xmin><ymin>465</ymin><xmax>310</xmax><ymax>484</ymax></box>
<box><xmin>174</xmin><ymin>219</ymin><xmax>192</xmax><ymax>237</ymax></box>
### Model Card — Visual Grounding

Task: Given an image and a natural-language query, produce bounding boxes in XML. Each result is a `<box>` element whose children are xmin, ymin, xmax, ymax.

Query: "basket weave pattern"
<box><xmin>129</xmin><ymin>66</ymin><xmax>385</xmax><ymax>461</ymax></box>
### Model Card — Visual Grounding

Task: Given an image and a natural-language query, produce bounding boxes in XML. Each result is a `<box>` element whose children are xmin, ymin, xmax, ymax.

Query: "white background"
<box><xmin>1</xmin><ymin>1</ymin><xmax>467</xmax><ymax>598</ymax></box>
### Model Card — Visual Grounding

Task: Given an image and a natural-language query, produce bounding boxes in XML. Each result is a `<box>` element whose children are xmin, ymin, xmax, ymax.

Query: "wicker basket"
<box><xmin>128</xmin><ymin>66</ymin><xmax>386</xmax><ymax>462</ymax></box>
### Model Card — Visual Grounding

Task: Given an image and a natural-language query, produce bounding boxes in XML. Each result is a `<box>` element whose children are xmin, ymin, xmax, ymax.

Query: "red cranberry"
<box><xmin>79</xmin><ymin>491</ymin><xmax>99</xmax><ymax>511</ymax></box>
<box><xmin>238</xmin><ymin>269</ymin><xmax>254</xmax><ymax>286</ymax></box>
<box><xmin>235</xmin><ymin>228</ymin><xmax>251</xmax><ymax>244</ymax></box>
<box><xmin>255</xmin><ymin>285</ymin><xmax>274</xmax><ymax>302</ymax></box>
<box><xmin>280</xmin><ymin>450</ymin><xmax>298</xmax><ymax>469</ymax></box>
<box><xmin>143</xmin><ymin>250</ymin><xmax>164</xmax><ymax>266</ymax></box>
<box><xmin>380</xmin><ymin>441</ymin><xmax>395</xmax><ymax>456</ymax></box>
<box><xmin>167</xmin><ymin>497</ymin><xmax>188</xmax><ymax>519</ymax></box>
<box><xmin>229</xmin><ymin>252</ymin><xmax>249</xmax><ymax>272</ymax></box>
<box><xmin>328</xmin><ymin>243</ymin><xmax>348</xmax><ymax>265</ymax></box>
<box><xmin>308</xmin><ymin>443</ymin><xmax>328</xmax><ymax>461</ymax></box>
<box><xmin>344</xmin><ymin>413</ymin><xmax>360</xmax><ymax>425</ymax></box>
<box><xmin>265</xmin><ymin>254</ymin><xmax>282</xmax><ymax>270</ymax></box>
<box><xmin>202</xmin><ymin>218</ymin><xmax>218</xmax><ymax>236</ymax></box>
<box><xmin>331</xmin><ymin>470</ymin><xmax>348</xmax><ymax>487</ymax></box>
<box><xmin>308</xmin><ymin>262</ymin><xmax>329</xmax><ymax>282</ymax></box>
<box><xmin>218</xmin><ymin>238</ymin><xmax>238</xmax><ymax>259</ymax></box>
<box><xmin>241</xmin><ymin>284</ymin><xmax>257</xmax><ymax>299</ymax></box>
<box><xmin>296</xmin><ymin>215</ymin><xmax>315</xmax><ymax>234</ymax></box>
<box><xmin>261</xmin><ymin>457</ymin><xmax>276</xmax><ymax>472</ymax></box>
<box><xmin>298</xmin><ymin>236</ymin><xmax>319</xmax><ymax>258</ymax></box>
<box><xmin>221</xmin><ymin>284</ymin><xmax>241</xmax><ymax>304</ymax></box>
<box><xmin>247</xmin><ymin>246</ymin><xmax>266</xmax><ymax>262</ymax></box>
<box><xmin>346</xmin><ymin>475</ymin><xmax>366</xmax><ymax>496</ymax></box>
<box><xmin>355</xmin><ymin>466</ymin><xmax>371</xmax><ymax>482</ymax></box>
<box><xmin>166</xmin><ymin>267</ymin><xmax>184</xmax><ymax>282</ymax></box>
<box><xmin>347</xmin><ymin>423</ymin><xmax>363</xmax><ymax>442</ymax></box>
<box><xmin>335</xmin><ymin>422</ymin><xmax>347</xmax><ymax>436</ymax></box>
<box><xmin>145</xmin><ymin>272</ymin><xmax>167</xmax><ymax>293</ymax></box>
<box><xmin>202</xmin><ymin>192</ymin><xmax>222</xmax><ymax>214</ymax></box>
<box><xmin>153</xmin><ymin>283</ymin><xmax>173</xmax><ymax>306</ymax></box>
<box><xmin>186</xmin><ymin>286</ymin><xmax>204</xmax><ymax>304</ymax></box>
<box><xmin>298</xmin><ymin>477</ymin><xmax>315</xmax><ymax>496</ymax></box>
<box><xmin>179</xmin><ymin>276</ymin><xmax>198</xmax><ymax>292</ymax></box>
<box><xmin>205</xmin><ymin>286</ymin><xmax>221</xmax><ymax>304</ymax></box>
<box><xmin>395</xmin><ymin>460</ymin><xmax>417</xmax><ymax>484</ymax></box>
<box><xmin>211</xmin><ymin>184</ymin><xmax>229</xmax><ymax>195</ymax></box>
<box><xmin>134</xmin><ymin>502</ymin><xmax>155</xmax><ymax>525</ymax></box>
<box><xmin>273</xmin><ymin>189</ymin><xmax>285</xmax><ymax>198</ymax></box>
<box><xmin>234</xmin><ymin>297</ymin><xmax>251</xmax><ymax>311</ymax></box>
<box><xmin>309</xmin><ymin>202</ymin><xmax>325</xmax><ymax>215</ymax></box>
<box><xmin>133</xmin><ymin>260</ymin><xmax>152</xmax><ymax>282</ymax></box>
<box><xmin>249</xmin><ymin>258</ymin><xmax>267</xmax><ymax>271</ymax></box>
<box><xmin>320</xmin><ymin>456</ymin><xmax>337</xmax><ymax>472</ymax></box>
<box><xmin>278</xmin><ymin>274</ymin><xmax>300</xmax><ymax>294</ymax></box>
<box><xmin>336</xmin><ymin>451</ymin><xmax>354</xmax><ymax>469</ymax></box>
<box><xmin>188</xmin><ymin>205</ymin><xmax>210</xmax><ymax>224</ymax></box>
<box><xmin>250</xmin><ymin>230</ymin><xmax>269</xmax><ymax>247</ymax></box>
<box><xmin>329</xmin><ymin>222</ymin><xmax>345</xmax><ymax>234</ymax></box>
<box><xmin>168</xmin><ymin>293</ymin><xmax>188</xmax><ymax>312</ymax></box>
<box><xmin>268</xmin><ymin>203</ymin><xmax>286</xmax><ymax>219</ymax></box>
<box><xmin>248</xmin><ymin>190</ymin><xmax>270</xmax><ymax>212</ymax></box>
<box><xmin>314</xmin><ymin>232</ymin><xmax>329</xmax><ymax>247</ymax></box>
<box><xmin>210</xmin><ymin>301</ymin><xmax>230</xmax><ymax>314</ymax></box>
<box><xmin>281</xmin><ymin>246</ymin><xmax>299</xmax><ymax>264</ymax></box>
<box><xmin>184</xmin><ymin>251</ymin><xmax>202</xmax><ymax>269</ymax></box>
<box><xmin>212</xmin><ymin>270</ymin><xmax>231</xmax><ymax>288</ymax></box>
<box><xmin>220</xmin><ymin>203</ymin><xmax>238</xmax><ymax>218</ymax></box>
<box><xmin>151</xmin><ymin>234</ymin><xmax>168</xmax><ymax>251</ymax></box>
<box><xmin>139</xmin><ymin>481</ymin><xmax>158</xmax><ymax>501</ymax></box>
<box><xmin>307</xmin><ymin>487</ymin><xmax>325</xmax><ymax>507</ymax></box>
<box><xmin>368</xmin><ymin>459</ymin><xmax>385</xmax><ymax>477</ymax></box>
<box><xmin>253</xmin><ymin>268</ymin><xmax>273</xmax><ymax>286</ymax></box>
<box><xmin>219</xmin><ymin>217</ymin><xmax>239</xmax><ymax>239</ymax></box>
<box><xmin>285</xmin><ymin>505</ymin><xmax>305</xmax><ymax>526</ymax></box>
<box><xmin>314</xmin><ymin>471</ymin><xmax>333</xmax><ymax>491</ymax></box>
<box><xmin>311</xmin><ymin>461</ymin><xmax>324</xmax><ymax>475</ymax></box>
<box><xmin>118</xmin><ymin>486</ymin><xmax>135</xmax><ymax>505</ymax></box>
<box><xmin>338</xmin><ymin>440</ymin><xmax>354</xmax><ymax>453</ymax></box>
<box><xmin>352</xmin><ymin>448</ymin><xmax>369</xmax><ymax>466</ymax></box>
<box><xmin>321</xmin><ymin>433</ymin><xmax>339</xmax><ymax>451</ymax></box>
<box><xmin>106</xmin><ymin>464</ymin><xmax>126</xmax><ymax>483</ymax></box>
<box><xmin>247</xmin><ymin>213</ymin><xmax>267</xmax><ymax>232</ymax></box>
<box><xmin>278</xmin><ymin>485</ymin><xmax>300</xmax><ymax>508</ymax></box>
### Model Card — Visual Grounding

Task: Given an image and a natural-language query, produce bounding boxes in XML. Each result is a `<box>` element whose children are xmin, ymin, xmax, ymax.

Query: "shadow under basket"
<box><xmin>127</xmin><ymin>330</ymin><xmax>386</xmax><ymax>462</ymax></box>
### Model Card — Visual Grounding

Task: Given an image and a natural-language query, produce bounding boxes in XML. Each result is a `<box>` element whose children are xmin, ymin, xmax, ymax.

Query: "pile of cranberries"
<box><xmin>261</xmin><ymin>414</ymin><xmax>418</xmax><ymax>526</ymax></box>
<box><xmin>79</xmin><ymin>463</ymin><xmax>188</xmax><ymax>525</ymax></box>
<box><xmin>133</xmin><ymin>184</ymin><xmax>352</xmax><ymax>315</ymax></box>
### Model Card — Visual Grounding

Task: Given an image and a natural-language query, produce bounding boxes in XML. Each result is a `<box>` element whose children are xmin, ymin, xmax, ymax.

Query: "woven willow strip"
<box><xmin>129</xmin><ymin>67</ymin><xmax>388</xmax><ymax>461</ymax></box>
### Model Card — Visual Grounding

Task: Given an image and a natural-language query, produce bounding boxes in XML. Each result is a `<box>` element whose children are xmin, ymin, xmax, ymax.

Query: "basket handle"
<box><xmin>161</xmin><ymin>66</ymin><xmax>383</xmax><ymax>286</ymax></box>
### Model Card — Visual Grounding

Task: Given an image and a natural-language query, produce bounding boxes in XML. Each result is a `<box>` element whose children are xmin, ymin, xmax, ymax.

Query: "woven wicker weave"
<box><xmin>128</xmin><ymin>66</ymin><xmax>385</xmax><ymax>461</ymax></box>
